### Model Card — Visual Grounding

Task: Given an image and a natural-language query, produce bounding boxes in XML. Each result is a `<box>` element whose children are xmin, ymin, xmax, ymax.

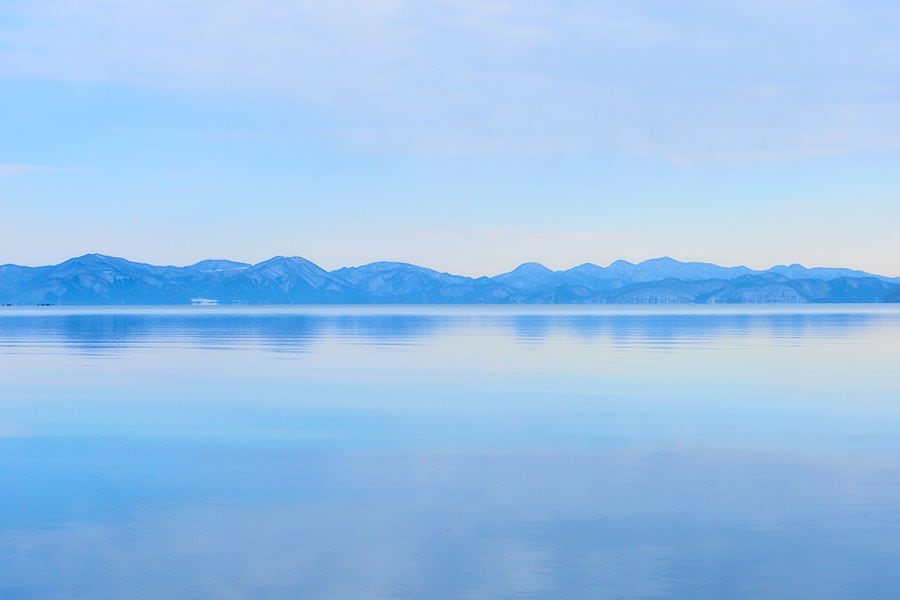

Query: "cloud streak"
<box><xmin>3</xmin><ymin>1</ymin><xmax>900</xmax><ymax>161</ymax></box>
<box><xmin>0</xmin><ymin>163</ymin><xmax>56</xmax><ymax>176</ymax></box>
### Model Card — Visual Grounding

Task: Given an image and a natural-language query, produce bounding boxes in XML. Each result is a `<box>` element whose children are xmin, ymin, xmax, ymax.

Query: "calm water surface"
<box><xmin>1</xmin><ymin>305</ymin><xmax>900</xmax><ymax>599</ymax></box>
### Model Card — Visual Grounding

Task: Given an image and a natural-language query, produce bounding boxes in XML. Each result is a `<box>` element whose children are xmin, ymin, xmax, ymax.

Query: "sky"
<box><xmin>1</xmin><ymin>0</ymin><xmax>899</xmax><ymax>276</ymax></box>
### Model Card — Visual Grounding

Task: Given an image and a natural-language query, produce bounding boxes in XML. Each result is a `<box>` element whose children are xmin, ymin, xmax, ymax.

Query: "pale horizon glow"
<box><xmin>2</xmin><ymin>1</ymin><xmax>899</xmax><ymax>277</ymax></box>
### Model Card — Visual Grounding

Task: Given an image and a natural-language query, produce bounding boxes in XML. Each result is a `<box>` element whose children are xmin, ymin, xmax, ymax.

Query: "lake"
<box><xmin>2</xmin><ymin>305</ymin><xmax>900</xmax><ymax>599</ymax></box>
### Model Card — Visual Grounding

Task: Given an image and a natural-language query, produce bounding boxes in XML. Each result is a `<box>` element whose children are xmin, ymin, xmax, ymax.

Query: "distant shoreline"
<box><xmin>2</xmin><ymin>253</ymin><xmax>898</xmax><ymax>305</ymax></box>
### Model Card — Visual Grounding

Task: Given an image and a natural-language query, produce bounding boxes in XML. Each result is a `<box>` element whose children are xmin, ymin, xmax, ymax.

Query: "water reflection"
<box><xmin>0</xmin><ymin>305</ymin><xmax>894</xmax><ymax>354</ymax></box>
<box><xmin>1</xmin><ymin>306</ymin><xmax>900</xmax><ymax>599</ymax></box>
<box><xmin>3</xmin><ymin>442</ymin><xmax>900</xmax><ymax>599</ymax></box>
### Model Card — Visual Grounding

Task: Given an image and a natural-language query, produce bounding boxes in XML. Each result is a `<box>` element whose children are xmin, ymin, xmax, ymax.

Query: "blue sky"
<box><xmin>1</xmin><ymin>1</ymin><xmax>899</xmax><ymax>276</ymax></box>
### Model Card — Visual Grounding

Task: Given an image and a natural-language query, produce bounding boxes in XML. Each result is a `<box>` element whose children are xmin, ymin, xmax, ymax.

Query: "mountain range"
<box><xmin>1</xmin><ymin>254</ymin><xmax>898</xmax><ymax>305</ymax></box>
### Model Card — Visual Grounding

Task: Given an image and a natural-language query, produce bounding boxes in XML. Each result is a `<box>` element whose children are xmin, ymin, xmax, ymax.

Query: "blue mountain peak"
<box><xmin>188</xmin><ymin>259</ymin><xmax>250</xmax><ymax>272</ymax></box>
<box><xmin>509</xmin><ymin>262</ymin><xmax>554</xmax><ymax>275</ymax></box>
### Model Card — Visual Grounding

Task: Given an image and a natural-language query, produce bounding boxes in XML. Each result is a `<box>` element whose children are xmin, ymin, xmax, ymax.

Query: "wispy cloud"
<box><xmin>0</xmin><ymin>426</ymin><xmax>25</xmax><ymax>438</ymax></box>
<box><xmin>2</xmin><ymin>1</ymin><xmax>900</xmax><ymax>161</ymax></box>
<box><xmin>0</xmin><ymin>163</ymin><xmax>57</xmax><ymax>176</ymax></box>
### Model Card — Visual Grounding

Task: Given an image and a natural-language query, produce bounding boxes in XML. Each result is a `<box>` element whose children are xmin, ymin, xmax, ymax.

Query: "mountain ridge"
<box><xmin>1</xmin><ymin>254</ymin><xmax>898</xmax><ymax>305</ymax></box>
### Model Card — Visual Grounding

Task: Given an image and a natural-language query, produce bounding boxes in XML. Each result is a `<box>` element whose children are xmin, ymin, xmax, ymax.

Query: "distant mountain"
<box><xmin>0</xmin><ymin>254</ymin><xmax>897</xmax><ymax>305</ymax></box>
<box><xmin>3</xmin><ymin>254</ymin><xmax>190</xmax><ymax>305</ymax></box>
<box><xmin>332</xmin><ymin>262</ymin><xmax>482</xmax><ymax>303</ymax></box>
<box><xmin>766</xmin><ymin>263</ymin><xmax>880</xmax><ymax>280</ymax></box>
<box><xmin>492</xmin><ymin>262</ymin><xmax>559</xmax><ymax>289</ymax></box>
<box><xmin>187</xmin><ymin>259</ymin><xmax>251</xmax><ymax>273</ymax></box>
<box><xmin>213</xmin><ymin>256</ymin><xmax>353</xmax><ymax>303</ymax></box>
<box><xmin>591</xmin><ymin>257</ymin><xmax>755</xmax><ymax>285</ymax></box>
